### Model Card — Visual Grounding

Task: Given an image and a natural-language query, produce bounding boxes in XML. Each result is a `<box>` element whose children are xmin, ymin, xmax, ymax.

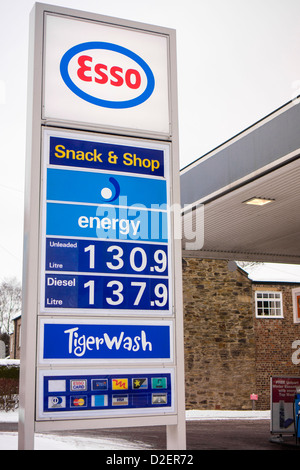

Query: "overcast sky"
<box><xmin>1</xmin><ymin>0</ymin><xmax>300</xmax><ymax>282</ymax></box>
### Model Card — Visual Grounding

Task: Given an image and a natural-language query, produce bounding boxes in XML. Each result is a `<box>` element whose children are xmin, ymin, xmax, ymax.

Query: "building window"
<box><xmin>292</xmin><ymin>288</ymin><xmax>300</xmax><ymax>324</ymax></box>
<box><xmin>255</xmin><ymin>291</ymin><xmax>283</xmax><ymax>318</ymax></box>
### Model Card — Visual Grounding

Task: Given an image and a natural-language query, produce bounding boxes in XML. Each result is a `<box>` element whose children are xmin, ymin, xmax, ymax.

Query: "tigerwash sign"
<box><xmin>20</xmin><ymin>4</ymin><xmax>185</xmax><ymax>450</ymax></box>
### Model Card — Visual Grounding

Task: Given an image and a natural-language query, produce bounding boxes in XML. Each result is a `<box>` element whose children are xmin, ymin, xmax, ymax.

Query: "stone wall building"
<box><xmin>252</xmin><ymin>282</ymin><xmax>300</xmax><ymax>409</ymax></box>
<box><xmin>182</xmin><ymin>257</ymin><xmax>256</xmax><ymax>410</ymax></box>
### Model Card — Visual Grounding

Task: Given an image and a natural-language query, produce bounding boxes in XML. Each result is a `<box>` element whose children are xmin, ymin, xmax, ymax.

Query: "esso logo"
<box><xmin>60</xmin><ymin>42</ymin><xmax>155</xmax><ymax>109</ymax></box>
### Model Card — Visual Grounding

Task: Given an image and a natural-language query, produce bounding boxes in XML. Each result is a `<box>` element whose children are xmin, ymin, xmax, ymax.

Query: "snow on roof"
<box><xmin>11</xmin><ymin>311</ymin><xmax>21</xmax><ymax>320</ymax></box>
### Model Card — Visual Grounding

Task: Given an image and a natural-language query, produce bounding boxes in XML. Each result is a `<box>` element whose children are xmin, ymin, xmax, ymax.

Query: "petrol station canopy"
<box><xmin>181</xmin><ymin>98</ymin><xmax>300</xmax><ymax>264</ymax></box>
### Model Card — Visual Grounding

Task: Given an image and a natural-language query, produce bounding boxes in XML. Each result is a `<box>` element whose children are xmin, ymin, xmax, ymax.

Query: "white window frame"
<box><xmin>255</xmin><ymin>291</ymin><xmax>283</xmax><ymax>318</ymax></box>
<box><xmin>292</xmin><ymin>288</ymin><xmax>300</xmax><ymax>324</ymax></box>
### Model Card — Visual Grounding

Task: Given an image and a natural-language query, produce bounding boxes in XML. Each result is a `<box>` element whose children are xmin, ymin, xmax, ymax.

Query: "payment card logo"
<box><xmin>132</xmin><ymin>378</ymin><xmax>148</xmax><ymax>389</ymax></box>
<box><xmin>48</xmin><ymin>396</ymin><xmax>66</xmax><ymax>409</ymax></box>
<box><xmin>112</xmin><ymin>378</ymin><xmax>128</xmax><ymax>390</ymax></box>
<box><xmin>70</xmin><ymin>396</ymin><xmax>87</xmax><ymax>408</ymax></box>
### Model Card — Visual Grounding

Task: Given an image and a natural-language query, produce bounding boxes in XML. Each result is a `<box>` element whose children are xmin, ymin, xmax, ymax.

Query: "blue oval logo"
<box><xmin>60</xmin><ymin>42</ymin><xmax>155</xmax><ymax>109</ymax></box>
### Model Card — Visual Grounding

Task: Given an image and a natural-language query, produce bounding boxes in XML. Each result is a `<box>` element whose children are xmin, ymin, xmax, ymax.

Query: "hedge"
<box><xmin>0</xmin><ymin>363</ymin><xmax>19</xmax><ymax>411</ymax></box>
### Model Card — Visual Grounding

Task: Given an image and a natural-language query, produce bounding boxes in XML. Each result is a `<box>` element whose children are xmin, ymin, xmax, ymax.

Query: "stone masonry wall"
<box><xmin>182</xmin><ymin>257</ymin><xmax>256</xmax><ymax>410</ymax></box>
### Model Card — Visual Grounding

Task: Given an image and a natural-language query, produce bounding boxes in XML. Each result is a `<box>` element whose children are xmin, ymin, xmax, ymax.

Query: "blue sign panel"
<box><xmin>42</xmin><ymin>322</ymin><xmax>171</xmax><ymax>360</ymax></box>
<box><xmin>49</xmin><ymin>136</ymin><xmax>164</xmax><ymax>176</ymax></box>
<box><xmin>41</xmin><ymin>131</ymin><xmax>171</xmax><ymax>317</ymax></box>
<box><xmin>46</xmin><ymin>169</ymin><xmax>167</xmax><ymax>208</ymax></box>
<box><xmin>44</xmin><ymin>274</ymin><xmax>169</xmax><ymax>310</ymax></box>
<box><xmin>43</xmin><ymin>372</ymin><xmax>172</xmax><ymax>413</ymax></box>
<box><xmin>46</xmin><ymin>202</ymin><xmax>168</xmax><ymax>242</ymax></box>
<box><xmin>46</xmin><ymin>238</ymin><xmax>168</xmax><ymax>276</ymax></box>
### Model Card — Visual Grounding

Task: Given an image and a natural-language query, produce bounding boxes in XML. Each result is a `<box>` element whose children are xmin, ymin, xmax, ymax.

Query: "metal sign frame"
<box><xmin>19</xmin><ymin>3</ymin><xmax>185</xmax><ymax>450</ymax></box>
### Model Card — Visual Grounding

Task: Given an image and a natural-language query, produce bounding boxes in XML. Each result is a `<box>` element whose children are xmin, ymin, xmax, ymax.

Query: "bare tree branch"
<box><xmin>0</xmin><ymin>277</ymin><xmax>21</xmax><ymax>335</ymax></box>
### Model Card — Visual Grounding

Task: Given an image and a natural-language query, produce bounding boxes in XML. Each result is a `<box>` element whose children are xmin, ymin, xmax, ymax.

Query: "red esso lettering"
<box><xmin>77</xmin><ymin>55</ymin><xmax>141</xmax><ymax>89</ymax></box>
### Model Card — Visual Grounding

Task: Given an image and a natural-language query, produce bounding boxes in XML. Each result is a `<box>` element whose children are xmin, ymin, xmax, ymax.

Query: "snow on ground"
<box><xmin>0</xmin><ymin>409</ymin><xmax>270</xmax><ymax>450</ymax></box>
<box><xmin>0</xmin><ymin>410</ymin><xmax>18</xmax><ymax>422</ymax></box>
<box><xmin>186</xmin><ymin>409</ymin><xmax>270</xmax><ymax>420</ymax></box>
<box><xmin>0</xmin><ymin>409</ymin><xmax>151</xmax><ymax>450</ymax></box>
<box><xmin>0</xmin><ymin>409</ymin><xmax>270</xmax><ymax>423</ymax></box>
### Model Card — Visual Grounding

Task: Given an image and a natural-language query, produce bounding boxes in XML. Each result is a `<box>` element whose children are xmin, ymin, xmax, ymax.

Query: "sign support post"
<box><xmin>19</xmin><ymin>4</ymin><xmax>44</xmax><ymax>450</ymax></box>
<box><xmin>20</xmin><ymin>3</ymin><xmax>185</xmax><ymax>450</ymax></box>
